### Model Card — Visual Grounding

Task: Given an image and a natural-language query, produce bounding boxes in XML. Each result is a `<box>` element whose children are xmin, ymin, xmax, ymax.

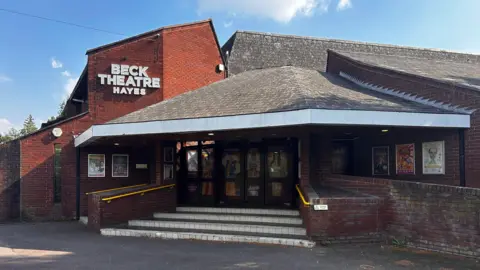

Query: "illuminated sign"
<box><xmin>97</xmin><ymin>64</ymin><xmax>161</xmax><ymax>96</ymax></box>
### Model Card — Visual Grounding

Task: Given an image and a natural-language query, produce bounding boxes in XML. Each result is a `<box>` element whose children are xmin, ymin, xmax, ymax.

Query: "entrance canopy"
<box><xmin>75</xmin><ymin>66</ymin><xmax>470</xmax><ymax>147</ymax></box>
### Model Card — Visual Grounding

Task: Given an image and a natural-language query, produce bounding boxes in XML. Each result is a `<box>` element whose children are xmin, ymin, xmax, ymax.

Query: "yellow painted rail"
<box><xmin>85</xmin><ymin>184</ymin><xmax>148</xmax><ymax>195</ymax></box>
<box><xmin>101</xmin><ymin>184</ymin><xmax>176</xmax><ymax>203</ymax></box>
<box><xmin>295</xmin><ymin>184</ymin><xmax>311</xmax><ymax>206</ymax></box>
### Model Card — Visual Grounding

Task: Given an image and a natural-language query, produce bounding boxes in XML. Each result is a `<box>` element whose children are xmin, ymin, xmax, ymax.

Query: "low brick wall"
<box><xmin>87</xmin><ymin>185</ymin><xmax>176</xmax><ymax>231</ymax></box>
<box><xmin>299</xmin><ymin>185</ymin><xmax>383</xmax><ymax>244</ymax></box>
<box><xmin>324</xmin><ymin>174</ymin><xmax>480</xmax><ymax>258</ymax></box>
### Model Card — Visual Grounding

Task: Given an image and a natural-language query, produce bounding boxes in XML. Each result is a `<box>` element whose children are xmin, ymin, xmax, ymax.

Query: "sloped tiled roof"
<box><xmin>336</xmin><ymin>51</ymin><xmax>480</xmax><ymax>90</ymax></box>
<box><xmin>108</xmin><ymin>66</ymin><xmax>453</xmax><ymax>125</ymax></box>
<box><xmin>222</xmin><ymin>31</ymin><xmax>480</xmax><ymax>78</ymax></box>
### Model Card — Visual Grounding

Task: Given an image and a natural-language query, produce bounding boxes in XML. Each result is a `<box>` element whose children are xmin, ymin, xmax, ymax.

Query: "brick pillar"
<box><xmin>299</xmin><ymin>133</ymin><xmax>311</xmax><ymax>187</ymax></box>
<box><xmin>154</xmin><ymin>141</ymin><xmax>163</xmax><ymax>185</ymax></box>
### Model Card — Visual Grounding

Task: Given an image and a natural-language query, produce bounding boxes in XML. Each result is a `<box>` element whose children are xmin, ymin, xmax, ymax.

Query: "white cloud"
<box><xmin>51</xmin><ymin>57</ymin><xmax>63</xmax><ymax>69</ymax></box>
<box><xmin>223</xmin><ymin>21</ymin><xmax>233</xmax><ymax>28</ymax></box>
<box><xmin>61</xmin><ymin>70</ymin><xmax>71</xmax><ymax>77</ymax></box>
<box><xmin>197</xmin><ymin>0</ymin><xmax>330</xmax><ymax>23</ymax></box>
<box><xmin>0</xmin><ymin>74</ymin><xmax>12</xmax><ymax>83</ymax></box>
<box><xmin>337</xmin><ymin>0</ymin><xmax>352</xmax><ymax>11</ymax></box>
<box><xmin>0</xmin><ymin>118</ymin><xmax>13</xmax><ymax>134</ymax></box>
<box><xmin>62</xmin><ymin>77</ymin><xmax>79</xmax><ymax>101</ymax></box>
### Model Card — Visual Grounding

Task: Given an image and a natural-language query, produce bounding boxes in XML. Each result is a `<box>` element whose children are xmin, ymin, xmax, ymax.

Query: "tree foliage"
<box><xmin>0</xmin><ymin>115</ymin><xmax>38</xmax><ymax>144</ymax></box>
<box><xmin>20</xmin><ymin>114</ymin><xmax>38</xmax><ymax>136</ymax></box>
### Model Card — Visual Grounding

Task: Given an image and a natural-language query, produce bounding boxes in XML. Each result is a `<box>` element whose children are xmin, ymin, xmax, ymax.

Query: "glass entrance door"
<box><xmin>245</xmin><ymin>146</ymin><xmax>265</xmax><ymax>207</ymax></box>
<box><xmin>220</xmin><ymin>148</ymin><xmax>245</xmax><ymax>206</ymax></box>
<box><xmin>265</xmin><ymin>144</ymin><xmax>294</xmax><ymax>207</ymax></box>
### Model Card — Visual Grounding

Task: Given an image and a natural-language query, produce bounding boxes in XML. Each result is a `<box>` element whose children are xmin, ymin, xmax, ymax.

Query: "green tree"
<box><xmin>20</xmin><ymin>115</ymin><xmax>38</xmax><ymax>136</ymax></box>
<box><xmin>0</xmin><ymin>134</ymin><xmax>9</xmax><ymax>144</ymax></box>
<box><xmin>1</xmin><ymin>127</ymin><xmax>21</xmax><ymax>142</ymax></box>
<box><xmin>58</xmin><ymin>100</ymin><xmax>66</xmax><ymax>117</ymax></box>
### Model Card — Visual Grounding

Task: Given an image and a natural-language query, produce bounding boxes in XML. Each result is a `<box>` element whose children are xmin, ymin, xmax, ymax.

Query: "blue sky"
<box><xmin>1</xmin><ymin>0</ymin><xmax>479</xmax><ymax>133</ymax></box>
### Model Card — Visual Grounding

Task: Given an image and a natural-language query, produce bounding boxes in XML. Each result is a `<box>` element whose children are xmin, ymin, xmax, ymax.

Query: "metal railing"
<box><xmin>101</xmin><ymin>184</ymin><xmax>176</xmax><ymax>203</ymax></box>
<box><xmin>85</xmin><ymin>184</ymin><xmax>148</xmax><ymax>195</ymax></box>
<box><xmin>295</xmin><ymin>184</ymin><xmax>311</xmax><ymax>206</ymax></box>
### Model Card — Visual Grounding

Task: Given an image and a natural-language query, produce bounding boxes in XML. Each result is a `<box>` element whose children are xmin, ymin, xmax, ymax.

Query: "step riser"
<box><xmin>129</xmin><ymin>220</ymin><xmax>306</xmax><ymax>236</ymax></box>
<box><xmin>176</xmin><ymin>207</ymin><xmax>299</xmax><ymax>217</ymax></box>
<box><xmin>101</xmin><ymin>228</ymin><xmax>315</xmax><ymax>248</ymax></box>
<box><xmin>154</xmin><ymin>213</ymin><xmax>302</xmax><ymax>225</ymax></box>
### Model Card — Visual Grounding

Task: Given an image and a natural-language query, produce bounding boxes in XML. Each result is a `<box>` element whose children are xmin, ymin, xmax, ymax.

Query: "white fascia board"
<box><xmin>309</xmin><ymin>110</ymin><xmax>470</xmax><ymax>128</ymax></box>
<box><xmin>74</xmin><ymin>109</ymin><xmax>470</xmax><ymax>147</ymax></box>
<box><xmin>95</xmin><ymin>109</ymin><xmax>312</xmax><ymax>137</ymax></box>
<box><xmin>74</xmin><ymin>126</ymin><xmax>94</xmax><ymax>147</ymax></box>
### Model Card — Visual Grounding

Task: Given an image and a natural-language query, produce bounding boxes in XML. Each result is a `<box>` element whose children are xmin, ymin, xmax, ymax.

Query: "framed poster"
<box><xmin>163</xmin><ymin>164</ymin><xmax>174</xmax><ymax>181</ymax></box>
<box><xmin>164</xmin><ymin>147</ymin><xmax>174</xmax><ymax>162</ymax></box>
<box><xmin>396</xmin><ymin>143</ymin><xmax>415</xmax><ymax>175</ymax></box>
<box><xmin>422</xmin><ymin>141</ymin><xmax>445</xmax><ymax>174</ymax></box>
<box><xmin>88</xmin><ymin>154</ymin><xmax>105</xmax><ymax>177</ymax></box>
<box><xmin>247</xmin><ymin>148</ymin><xmax>261</xmax><ymax>178</ymax></box>
<box><xmin>112</xmin><ymin>154</ymin><xmax>129</xmax><ymax>177</ymax></box>
<box><xmin>372</xmin><ymin>146</ymin><xmax>389</xmax><ymax>175</ymax></box>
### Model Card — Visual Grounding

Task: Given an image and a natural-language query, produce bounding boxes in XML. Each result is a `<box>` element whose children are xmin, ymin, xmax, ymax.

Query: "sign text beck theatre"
<box><xmin>97</xmin><ymin>64</ymin><xmax>161</xmax><ymax>96</ymax></box>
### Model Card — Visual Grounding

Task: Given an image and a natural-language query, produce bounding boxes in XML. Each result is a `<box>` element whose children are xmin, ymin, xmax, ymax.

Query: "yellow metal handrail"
<box><xmin>295</xmin><ymin>184</ymin><xmax>311</xmax><ymax>206</ymax></box>
<box><xmin>101</xmin><ymin>184</ymin><xmax>176</xmax><ymax>203</ymax></box>
<box><xmin>85</xmin><ymin>184</ymin><xmax>148</xmax><ymax>195</ymax></box>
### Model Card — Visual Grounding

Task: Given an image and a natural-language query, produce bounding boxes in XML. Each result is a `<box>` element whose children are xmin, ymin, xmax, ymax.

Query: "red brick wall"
<box><xmin>88</xmin><ymin>185</ymin><xmax>176</xmax><ymax>231</ymax></box>
<box><xmin>162</xmin><ymin>23</ymin><xmax>224</xmax><ymax>100</ymax></box>
<box><xmin>88</xmin><ymin>21</ymin><xmax>224</xmax><ymax>124</ymax></box>
<box><xmin>327</xmin><ymin>51</ymin><xmax>478</xmax><ymax>187</ymax></box>
<box><xmin>0</xmin><ymin>140</ymin><xmax>20</xmax><ymax>220</ymax></box>
<box><xmin>20</xmin><ymin>114</ymin><xmax>91</xmax><ymax>220</ymax></box>
<box><xmin>324</xmin><ymin>174</ymin><xmax>480</xmax><ymax>258</ymax></box>
<box><xmin>79</xmin><ymin>144</ymin><xmax>153</xmax><ymax>215</ymax></box>
<box><xmin>17</xmin><ymin>21</ymin><xmax>224</xmax><ymax>221</ymax></box>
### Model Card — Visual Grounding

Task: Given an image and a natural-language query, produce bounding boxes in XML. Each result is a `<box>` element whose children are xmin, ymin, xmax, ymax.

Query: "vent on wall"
<box><xmin>339</xmin><ymin>71</ymin><xmax>475</xmax><ymax>115</ymax></box>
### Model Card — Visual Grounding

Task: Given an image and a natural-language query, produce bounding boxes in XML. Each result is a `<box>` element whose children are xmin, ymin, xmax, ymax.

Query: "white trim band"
<box><xmin>75</xmin><ymin>109</ymin><xmax>470</xmax><ymax>147</ymax></box>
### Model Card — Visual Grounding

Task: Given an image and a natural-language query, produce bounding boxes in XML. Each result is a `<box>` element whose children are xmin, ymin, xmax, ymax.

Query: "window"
<box><xmin>53</xmin><ymin>144</ymin><xmax>62</xmax><ymax>203</ymax></box>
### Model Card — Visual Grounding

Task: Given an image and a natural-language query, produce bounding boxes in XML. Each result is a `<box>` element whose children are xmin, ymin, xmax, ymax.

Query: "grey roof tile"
<box><xmin>108</xmin><ymin>66</ymin><xmax>451</xmax><ymax>124</ymax></box>
<box><xmin>222</xmin><ymin>31</ymin><xmax>480</xmax><ymax>87</ymax></box>
<box><xmin>336</xmin><ymin>51</ymin><xmax>480</xmax><ymax>90</ymax></box>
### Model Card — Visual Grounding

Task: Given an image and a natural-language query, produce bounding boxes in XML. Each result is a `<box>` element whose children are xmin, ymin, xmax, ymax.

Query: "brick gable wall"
<box><xmin>15</xmin><ymin>21</ymin><xmax>224</xmax><ymax>221</ymax></box>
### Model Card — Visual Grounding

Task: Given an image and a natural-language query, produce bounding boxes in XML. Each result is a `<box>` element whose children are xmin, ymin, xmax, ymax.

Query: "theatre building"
<box><xmin>1</xmin><ymin>20</ymin><xmax>480</xmax><ymax>255</ymax></box>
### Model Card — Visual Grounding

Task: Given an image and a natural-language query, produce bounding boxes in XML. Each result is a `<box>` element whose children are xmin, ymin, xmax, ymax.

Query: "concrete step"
<box><xmin>79</xmin><ymin>216</ymin><xmax>88</xmax><ymax>226</ymax></box>
<box><xmin>176</xmin><ymin>207</ymin><xmax>299</xmax><ymax>217</ymax></box>
<box><xmin>153</xmin><ymin>213</ymin><xmax>303</xmax><ymax>225</ymax></box>
<box><xmin>101</xmin><ymin>228</ymin><xmax>315</xmax><ymax>248</ymax></box>
<box><xmin>129</xmin><ymin>219</ymin><xmax>306</xmax><ymax>236</ymax></box>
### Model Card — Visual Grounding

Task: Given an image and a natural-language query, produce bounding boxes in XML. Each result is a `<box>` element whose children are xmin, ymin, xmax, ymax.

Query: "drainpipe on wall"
<box><xmin>459</xmin><ymin>129</ymin><xmax>466</xmax><ymax>187</ymax></box>
<box><xmin>75</xmin><ymin>147</ymin><xmax>81</xmax><ymax>220</ymax></box>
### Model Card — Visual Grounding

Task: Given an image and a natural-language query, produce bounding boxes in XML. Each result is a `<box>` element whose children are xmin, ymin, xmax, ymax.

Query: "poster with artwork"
<box><xmin>163</xmin><ymin>164</ymin><xmax>174</xmax><ymax>181</ymax></box>
<box><xmin>396</xmin><ymin>144</ymin><xmax>415</xmax><ymax>175</ymax></box>
<box><xmin>112</xmin><ymin>154</ymin><xmax>129</xmax><ymax>177</ymax></box>
<box><xmin>222</xmin><ymin>150</ymin><xmax>241</xmax><ymax>179</ymax></box>
<box><xmin>88</xmin><ymin>154</ymin><xmax>105</xmax><ymax>177</ymax></box>
<box><xmin>247</xmin><ymin>149</ymin><xmax>261</xmax><ymax>178</ymax></box>
<box><xmin>372</xmin><ymin>146</ymin><xmax>389</xmax><ymax>175</ymax></box>
<box><xmin>422</xmin><ymin>141</ymin><xmax>445</xmax><ymax>174</ymax></box>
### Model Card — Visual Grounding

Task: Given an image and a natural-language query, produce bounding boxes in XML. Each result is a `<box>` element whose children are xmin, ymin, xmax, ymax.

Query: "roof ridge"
<box><xmin>235</xmin><ymin>30</ymin><xmax>480</xmax><ymax>58</ymax></box>
<box><xmin>339</xmin><ymin>71</ymin><xmax>475</xmax><ymax>114</ymax></box>
<box><xmin>87</xmin><ymin>19</ymin><xmax>213</xmax><ymax>55</ymax></box>
<box><xmin>333</xmin><ymin>50</ymin><xmax>480</xmax><ymax>64</ymax></box>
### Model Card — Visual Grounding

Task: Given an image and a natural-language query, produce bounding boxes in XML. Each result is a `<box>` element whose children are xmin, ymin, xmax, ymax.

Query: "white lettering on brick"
<box><xmin>98</xmin><ymin>64</ymin><xmax>160</xmax><ymax>95</ymax></box>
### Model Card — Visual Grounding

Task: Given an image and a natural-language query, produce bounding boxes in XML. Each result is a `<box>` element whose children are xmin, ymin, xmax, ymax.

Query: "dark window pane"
<box><xmin>54</xmin><ymin>144</ymin><xmax>62</xmax><ymax>203</ymax></box>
